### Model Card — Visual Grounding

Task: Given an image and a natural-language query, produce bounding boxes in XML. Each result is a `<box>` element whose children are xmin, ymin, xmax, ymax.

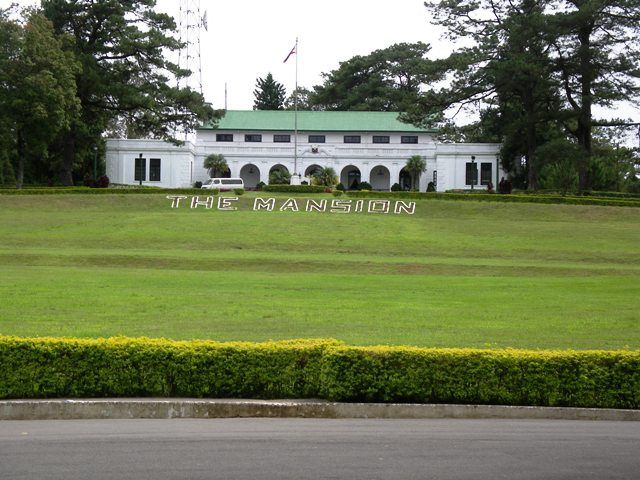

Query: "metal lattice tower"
<box><xmin>177</xmin><ymin>0</ymin><xmax>206</xmax><ymax>95</ymax></box>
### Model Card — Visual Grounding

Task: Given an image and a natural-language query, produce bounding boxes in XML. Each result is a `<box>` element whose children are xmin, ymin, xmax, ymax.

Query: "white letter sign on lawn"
<box><xmin>168</xmin><ymin>196</ymin><xmax>416</xmax><ymax>215</ymax></box>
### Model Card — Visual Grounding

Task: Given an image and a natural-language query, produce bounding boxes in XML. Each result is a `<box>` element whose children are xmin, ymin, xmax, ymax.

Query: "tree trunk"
<box><xmin>15</xmin><ymin>129</ymin><xmax>25</xmax><ymax>189</ymax></box>
<box><xmin>60</xmin><ymin>132</ymin><xmax>76</xmax><ymax>186</ymax></box>
<box><xmin>576</xmin><ymin>24</ymin><xmax>594</xmax><ymax>192</ymax></box>
<box><xmin>525</xmin><ymin>105</ymin><xmax>538</xmax><ymax>191</ymax></box>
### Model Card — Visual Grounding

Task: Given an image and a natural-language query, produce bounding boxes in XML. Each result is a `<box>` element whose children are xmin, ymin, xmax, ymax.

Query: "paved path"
<box><xmin>1</xmin><ymin>418</ymin><xmax>639</xmax><ymax>479</ymax></box>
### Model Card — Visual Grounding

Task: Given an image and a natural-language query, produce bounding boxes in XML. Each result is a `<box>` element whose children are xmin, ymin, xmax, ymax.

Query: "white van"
<box><xmin>201</xmin><ymin>178</ymin><xmax>244</xmax><ymax>191</ymax></box>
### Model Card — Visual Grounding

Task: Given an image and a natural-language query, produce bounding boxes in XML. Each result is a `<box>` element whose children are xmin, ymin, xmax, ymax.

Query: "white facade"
<box><xmin>106</xmin><ymin>116</ymin><xmax>504</xmax><ymax>192</ymax></box>
<box><xmin>106</xmin><ymin>139</ymin><xmax>196</xmax><ymax>189</ymax></box>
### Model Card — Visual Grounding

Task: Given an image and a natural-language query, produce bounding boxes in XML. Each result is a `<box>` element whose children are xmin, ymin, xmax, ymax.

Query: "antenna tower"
<box><xmin>177</xmin><ymin>0</ymin><xmax>206</xmax><ymax>95</ymax></box>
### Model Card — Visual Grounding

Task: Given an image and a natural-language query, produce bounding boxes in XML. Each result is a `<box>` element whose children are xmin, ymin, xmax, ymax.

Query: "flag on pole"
<box><xmin>283</xmin><ymin>44</ymin><xmax>296</xmax><ymax>63</ymax></box>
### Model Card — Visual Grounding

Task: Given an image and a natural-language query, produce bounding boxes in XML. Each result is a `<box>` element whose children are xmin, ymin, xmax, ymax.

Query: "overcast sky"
<box><xmin>157</xmin><ymin>0</ymin><xmax>448</xmax><ymax>110</ymax></box>
<box><xmin>2</xmin><ymin>0</ymin><xmax>638</xmax><ymax>134</ymax></box>
<box><xmin>2</xmin><ymin>0</ymin><xmax>448</xmax><ymax>109</ymax></box>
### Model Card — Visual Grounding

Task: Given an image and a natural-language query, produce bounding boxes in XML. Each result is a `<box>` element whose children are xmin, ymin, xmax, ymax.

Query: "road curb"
<box><xmin>1</xmin><ymin>399</ymin><xmax>639</xmax><ymax>421</ymax></box>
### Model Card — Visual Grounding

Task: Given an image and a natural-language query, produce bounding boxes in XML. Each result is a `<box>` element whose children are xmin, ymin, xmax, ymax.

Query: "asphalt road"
<box><xmin>1</xmin><ymin>418</ymin><xmax>639</xmax><ymax>479</ymax></box>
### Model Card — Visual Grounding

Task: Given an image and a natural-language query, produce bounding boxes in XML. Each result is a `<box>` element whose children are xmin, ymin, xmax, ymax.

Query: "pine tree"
<box><xmin>253</xmin><ymin>73</ymin><xmax>286</xmax><ymax>110</ymax></box>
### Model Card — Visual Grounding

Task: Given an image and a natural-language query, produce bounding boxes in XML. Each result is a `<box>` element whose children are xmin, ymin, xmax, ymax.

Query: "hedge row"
<box><xmin>0</xmin><ymin>187</ymin><xmax>204</xmax><ymax>195</ymax></box>
<box><xmin>1</xmin><ymin>336</ymin><xmax>638</xmax><ymax>408</ymax></box>
<box><xmin>0</xmin><ymin>336</ymin><xmax>339</xmax><ymax>399</ymax></box>
<box><xmin>2</xmin><ymin>187</ymin><xmax>639</xmax><ymax>207</ymax></box>
<box><xmin>261</xmin><ymin>185</ymin><xmax>326</xmax><ymax>193</ymax></box>
<box><xmin>320</xmin><ymin>346</ymin><xmax>640</xmax><ymax>408</ymax></box>
<box><xmin>344</xmin><ymin>190</ymin><xmax>640</xmax><ymax>207</ymax></box>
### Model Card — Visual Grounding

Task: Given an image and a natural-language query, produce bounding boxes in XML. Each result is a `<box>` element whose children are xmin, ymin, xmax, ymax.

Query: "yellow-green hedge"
<box><xmin>1</xmin><ymin>336</ymin><xmax>639</xmax><ymax>408</ymax></box>
<box><xmin>0</xmin><ymin>336</ymin><xmax>340</xmax><ymax>399</ymax></box>
<box><xmin>319</xmin><ymin>346</ymin><xmax>640</xmax><ymax>408</ymax></box>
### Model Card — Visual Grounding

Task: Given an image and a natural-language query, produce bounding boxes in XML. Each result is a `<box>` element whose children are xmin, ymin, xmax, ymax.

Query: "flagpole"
<box><xmin>294</xmin><ymin>37</ymin><xmax>299</xmax><ymax>177</ymax></box>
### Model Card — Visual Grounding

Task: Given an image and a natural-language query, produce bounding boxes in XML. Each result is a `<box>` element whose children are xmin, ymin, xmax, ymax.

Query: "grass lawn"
<box><xmin>0</xmin><ymin>192</ymin><xmax>638</xmax><ymax>349</ymax></box>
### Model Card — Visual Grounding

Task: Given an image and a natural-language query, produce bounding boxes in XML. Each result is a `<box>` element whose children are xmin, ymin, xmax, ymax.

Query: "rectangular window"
<box><xmin>401</xmin><ymin>135</ymin><xmax>418</xmax><ymax>144</ymax></box>
<box><xmin>273</xmin><ymin>134</ymin><xmax>291</xmax><ymax>143</ymax></box>
<box><xmin>373</xmin><ymin>136</ymin><xmax>390</xmax><ymax>144</ymax></box>
<box><xmin>149</xmin><ymin>158</ymin><xmax>161</xmax><ymax>182</ymax></box>
<box><xmin>134</xmin><ymin>157</ymin><xmax>146</xmax><ymax>182</ymax></box>
<box><xmin>308</xmin><ymin>135</ymin><xmax>325</xmax><ymax>143</ymax></box>
<box><xmin>344</xmin><ymin>135</ymin><xmax>361</xmax><ymax>144</ymax></box>
<box><xmin>245</xmin><ymin>134</ymin><xmax>262</xmax><ymax>142</ymax></box>
<box><xmin>216</xmin><ymin>134</ymin><xmax>234</xmax><ymax>142</ymax></box>
<box><xmin>465</xmin><ymin>162</ymin><xmax>478</xmax><ymax>186</ymax></box>
<box><xmin>481</xmin><ymin>162</ymin><xmax>492</xmax><ymax>185</ymax></box>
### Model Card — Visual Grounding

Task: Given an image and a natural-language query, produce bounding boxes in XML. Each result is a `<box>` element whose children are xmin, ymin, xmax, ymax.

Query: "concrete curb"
<box><xmin>1</xmin><ymin>399</ymin><xmax>639</xmax><ymax>421</ymax></box>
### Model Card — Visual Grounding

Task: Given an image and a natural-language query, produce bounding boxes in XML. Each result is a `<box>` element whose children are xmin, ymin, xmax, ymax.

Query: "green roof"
<box><xmin>200</xmin><ymin>110</ymin><xmax>433</xmax><ymax>133</ymax></box>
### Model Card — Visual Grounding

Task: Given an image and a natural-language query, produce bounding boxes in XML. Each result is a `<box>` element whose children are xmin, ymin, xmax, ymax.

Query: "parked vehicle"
<box><xmin>201</xmin><ymin>178</ymin><xmax>244</xmax><ymax>191</ymax></box>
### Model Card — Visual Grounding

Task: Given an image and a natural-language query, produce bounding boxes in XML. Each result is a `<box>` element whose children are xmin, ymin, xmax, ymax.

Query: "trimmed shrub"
<box><xmin>1</xmin><ymin>335</ymin><xmax>639</xmax><ymax>408</ymax></box>
<box><xmin>343</xmin><ymin>190</ymin><xmax>640</xmax><ymax>207</ymax></box>
<box><xmin>193</xmin><ymin>181</ymin><xmax>203</xmax><ymax>189</ymax></box>
<box><xmin>319</xmin><ymin>346</ymin><xmax>640</xmax><ymax>408</ymax></box>
<box><xmin>256</xmin><ymin>181</ymin><xmax>266</xmax><ymax>191</ymax></box>
<box><xmin>391</xmin><ymin>183</ymin><xmax>401</xmax><ymax>192</ymax></box>
<box><xmin>335</xmin><ymin>183</ymin><xmax>345</xmax><ymax>191</ymax></box>
<box><xmin>0</xmin><ymin>336</ymin><xmax>342</xmax><ymax>399</ymax></box>
<box><xmin>97</xmin><ymin>175</ymin><xmax>110</xmax><ymax>188</ymax></box>
<box><xmin>358</xmin><ymin>181</ymin><xmax>372</xmax><ymax>191</ymax></box>
<box><xmin>0</xmin><ymin>187</ymin><xmax>204</xmax><ymax>195</ymax></box>
<box><xmin>262</xmin><ymin>185</ymin><xmax>325</xmax><ymax>193</ymax></box>
<box><xmin>233</xmin><ymin>188</ymin><xmax>245</xmax><ymax>195</ymax></box>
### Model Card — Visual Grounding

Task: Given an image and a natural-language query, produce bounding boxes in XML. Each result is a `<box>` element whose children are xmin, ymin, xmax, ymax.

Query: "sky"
<box><xmin>156</xmin><ymin>0</ymin><xmax>448</xmax><ymax>110</ymax></box>
<box><xmin>2</xmin><ymin>0</ymin><xmax>638</xmax><ymax>137</ymax></box>
<box><xmin>2</xmin><ymin>0</ymin><xmax>448</xmax><ymax>109</ymax></box>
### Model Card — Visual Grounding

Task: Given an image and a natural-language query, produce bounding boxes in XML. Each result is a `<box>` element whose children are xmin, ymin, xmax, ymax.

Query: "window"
<box><xmin>373</xmin><ymin>136</ymin><xmax>390</xmax><ymax>144</ymax></box>
<box><xmin>401</xmin><ymin>135</ymin><xmax>418</xmax><ymax>144</ymax></box>
<box><xmin>465</xmin><ymin>162</ymin><xmax>478</xmax><ymax>186</ymax></box>
<box><xmin>134</xmin><ymin>157</ymin><xmax>146</xmax><ymax>182</ymax></box>
<box><xmin>481</xmin><ymin>162</ymin><xmax>493</xmax><ymax>185</ymax></box>
<box><xmin>344</xmin><ymin>135</ymin><xmax>361</xmax><ymax>144</ymax></box>
<box><xmin>245</xmin><ymin>134</ymin><xmax>262</xmax><ymax>142</ymax></box>
<box><xmin>216</xmin><ymin>134</ymin><xmax>233</xmax><ymax>142</ymax></box>
<box><xmin>308</xmin><ymin>135</ymin><xmax>325</xmax><ymax>143</ymax></box>
<box><xmin>149</xmin><ymin>158</ymin><xmax>161</xmax><ymax>182</ymax></box>
<box><xmin>273</xmin><ymin>134</ymin><xmax>291</xmax><ymax>143</ymax></box>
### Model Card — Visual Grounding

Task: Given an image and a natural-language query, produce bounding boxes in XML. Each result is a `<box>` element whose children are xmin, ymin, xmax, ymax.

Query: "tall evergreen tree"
<box><xmin>42</xmin><ymin>0</ymin><xmax>217</xmax><ymax>185</ymax></box>
<box><xmin>547</xmin><ymin>0</ymin><xmax>640</xmax><ymax>191</ymax></box>
<box><xmin>0</xmin><ymin>9</ymin><xmax>79</xmax><ymax>188</ymax></box>
<box><xmin>310</xmin><ymin>42</ymin><xmax>441</xmax><ymax>112</ymax></box>
<box><xmin>253</xmin><ymin>73</ymin><xmax>286</xmax><ymax>110</ymax></box>
<box><xmin>417</xmin><ymin>0</ymin><xmax>640</xmax><ymax>191</ymax></box>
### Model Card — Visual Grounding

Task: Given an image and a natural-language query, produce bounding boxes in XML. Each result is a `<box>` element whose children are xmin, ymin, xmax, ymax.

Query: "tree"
<box><xmin>547</xmin><ymin>0</ymin><xmax>640</xmax><ymax>191</ymax></box>
<box><xmin>405</xmin><ymin>155</ymin><xmax>426</xmax><ymax>191</ymax></box>
<box><xmin>41</xmin><ymin>0</ymin><xmax>217</xmax><ymax>185</ymax></box>
<box><xmin>311</xmin><ymin>166</ymin><xmax>338</xmax><ymax>187</ymax></box>
<box><xmin>0</xmin><ymin>9</ymin><xmax>79</xmax><ymax>188</ymax></box>
<box><xmin>310</xmin><ymin>42</ymin><xmax>441</xmax><ymax>112</ymax></box>
<box><xmin>406</xmin><ymin>0</ymin><xmax>562</xmax><ymax>191</ymax></box>
<box><xmin>415</xmin><ymin>0</ymin><xmax>640</xmax><ymax>191</ymax></box>
<box><xmin>284</xmin><ymin>87</ymin><xmax>316</xmax><ymax>111</ymax></box>
<box><xmin>203</xmin><ymin>154</ymin><xmax>229</xmax><ymax>178</ymax></box>
<box><xmin>253</xmin><ymin>73</ymin><xmax>286</xmax><ymax>110</ymax></box>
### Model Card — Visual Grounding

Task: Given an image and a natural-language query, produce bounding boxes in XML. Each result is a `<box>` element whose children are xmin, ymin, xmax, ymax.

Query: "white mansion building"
<box><xmin>106</xmin><ymin>110</ymin><xmax>503</xmax><ymax>191</ymax></box>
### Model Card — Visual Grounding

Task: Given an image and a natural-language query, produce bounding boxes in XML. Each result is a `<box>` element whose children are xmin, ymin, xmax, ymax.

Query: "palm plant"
<box><xmin>269</xmin><ymin>168</ymin><xmax>291</xmax><ymax>185</ymax></box>
<box><xmin>311</xmin><ymin>166</ymin><xmax>338</xmax><ymax>187</ymax></box>
<box><xmin>405</xmin><ymin>155</ymin><xmax>426</xmax><ymax>191</ymax></box>
<box><xmin>203</xmin><ymin>153</ymin><xmax>229</xmax><ymax>178</ymax></box>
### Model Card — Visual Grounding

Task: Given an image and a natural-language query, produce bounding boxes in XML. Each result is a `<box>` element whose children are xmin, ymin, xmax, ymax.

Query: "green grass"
<box><xmin>0</xmin><ymin>193</ymin><xmax>638</xmax><ymax>349</ymax></box>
